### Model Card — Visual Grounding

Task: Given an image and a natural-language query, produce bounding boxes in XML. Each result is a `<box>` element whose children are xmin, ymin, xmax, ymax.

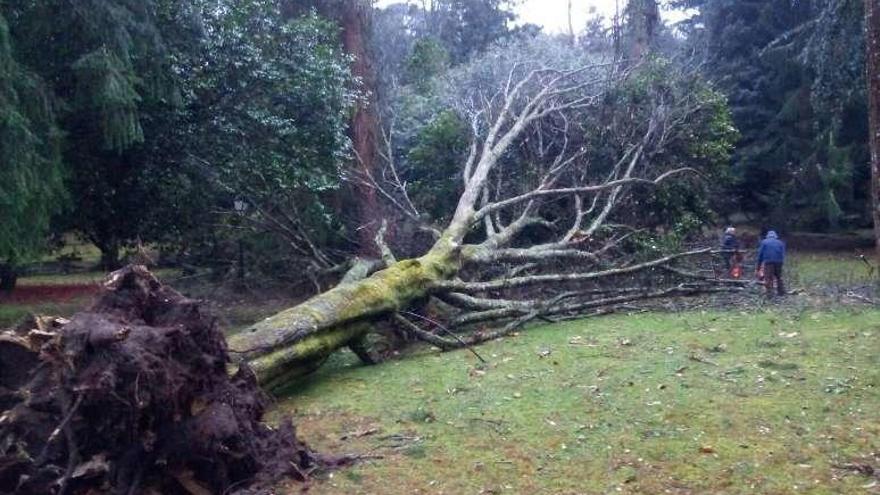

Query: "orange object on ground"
<box><xmin>728</xmin><ymin>252</ymin><xmax>744</xmax><ymax>279</ymax></box>
<box><xmin>731</xmin><ymin>265</ymin><xmax>742</xmax><ymax>279</ymax></box>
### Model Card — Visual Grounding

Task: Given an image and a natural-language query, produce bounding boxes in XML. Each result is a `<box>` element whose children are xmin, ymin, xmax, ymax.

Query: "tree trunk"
<box><xmin>0</xmin><ymin>263</ymin><xmax>17</xmax><ymax>292</ymax></box>
<box><xmin>341</xmin><ymin>0</ymin><xmax>383</xmax><ymax>256</ymax></box>
<box><xmin>625</xmin><ymin>0</ymin><xmax>659</xmax><ymax>60</ymax></box>
<box><xmin>867</xmin><ymin>0</ymin><xmax>880</xmax><ymax>254</ymax></box>
<box><xmin>228</xmin><ymin>240</ymin><xmax>460</xmax><ymax>386</ymax></box>
<box><xmin>99</xmin><ymin>242</ymin><xmax>121</xmax><ymax>272</ymax></box>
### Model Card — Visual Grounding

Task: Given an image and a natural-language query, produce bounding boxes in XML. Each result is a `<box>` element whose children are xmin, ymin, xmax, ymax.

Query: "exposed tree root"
<box><xmin>0</xmin><ymin>266</ymin><xmax>347</xmax><ymax>495</ymax></box>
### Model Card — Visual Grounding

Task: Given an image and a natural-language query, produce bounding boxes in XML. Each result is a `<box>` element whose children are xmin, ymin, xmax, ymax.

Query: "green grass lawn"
<box><xmin>274</xmin><ymin>308</ymin><xmax>880</xmax><ymax>494</ymax></box>
<box><xmin>0</xmin><ymin>268</ymin><xmax>182</xmax><ymax>328</ymax></box>
<box><xmin>1</xmin><ymin>249</ymin><xmax>877</xmax><ymax>492</ymax></box>
<box><xmin>787</xmin><ymin>252</ymin><xmax>878</xmax><ymax>287</ymax></box>
<box><xmin>15</xmin><ymin>267</ymin><xmax>181</xmax><ymax>287</ymax></box>
<box><xmin>0</xmin><ymin>301</ymin><xmax>88</xmax><ymax>328</ymax></box>
<box><xmin>36</xmin><ymin>233</ymin><xmax>103</xmax><ymax>266</ymax></box>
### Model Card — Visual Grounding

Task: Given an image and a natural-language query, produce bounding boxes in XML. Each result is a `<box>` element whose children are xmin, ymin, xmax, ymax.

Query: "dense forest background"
<box><xmin>0</xmin><ymin>0</ymin><xmax>874</xmax><ymax>288</ymax></box>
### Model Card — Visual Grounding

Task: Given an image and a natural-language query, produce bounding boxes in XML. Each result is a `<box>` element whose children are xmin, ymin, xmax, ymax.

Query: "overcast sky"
<box><xmin>374</xmin><ymin>1</ymin><xmax>694</xmax><ymax>34</ymax></box>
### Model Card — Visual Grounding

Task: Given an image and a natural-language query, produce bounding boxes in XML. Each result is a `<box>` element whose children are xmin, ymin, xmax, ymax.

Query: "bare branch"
<box><xmin>374</xmin><ymin>219</ymin><xmax>397</xmax><ymax>265</ymax></box>
<box><xmin>379</xmin><ymin>123</ymin><xmax>421</xmax><ymax>217</ymax></box>
<box><xmin>435</xmin><ymin>248</ymin><xmax>713</xmax><ymax>293</ymax></box>
<box><xmin>394</xmin><ymin>312</ymin><xmax>487</xmax><ymax>362</ymax></box>
<box><xmin>474</xmin><ymin>167</ymin><xmax>697</xmax><ymax>221</ymax></box>
<box><xmin>452</xmin><ymin>284</ymin><xmax>742</xmax><ymax>327</ymax></box>
<box><xmin>464</xmin><ymin>246</ymin><xmax>599</xmax><ymax>265</ymax></box>
<box><xmin>349</xmin><ymin>124</ymin><xmax>422</xmax><ymax>223</ymax></box>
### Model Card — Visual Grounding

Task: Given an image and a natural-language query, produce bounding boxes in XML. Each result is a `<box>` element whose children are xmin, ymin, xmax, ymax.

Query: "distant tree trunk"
<box><xmin>625</xmin><ymin>0</ymin><xmax>659</xmax><ymax>60</ymax></box>
<box><xmin>341</xmin><ymin>0</ymin><xmax>382</xmax><ymax>257</ymax></box>
<box><xmin>613</xmin><ymin>0</ymin><xmax>622</xmax><ymax>59</ymax></box>
<box><xmin>295</xmin><ymin>0</ymin><xmax>382</xmax><ymax>256</ymax></box>
<box><xmin>867</xmin><ymin>0</ymin><xmax>880</xmax><ymax>254</ymax></box>
<box><xmin>98</xmin><ymin>241</ymin><xmax>121</xmax><ymax>271</ymax></box>
<box><xmin>0</xmin><ymin>263</ymin><xmax>17</xmax><ymax>292</ymax></box>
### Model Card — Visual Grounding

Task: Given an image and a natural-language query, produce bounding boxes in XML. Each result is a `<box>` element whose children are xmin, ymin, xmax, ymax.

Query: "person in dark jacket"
<box><xmin>757</xmin><ymin>230</ymin><xmax>786</xmax><ymax>296</ymax></box>
<box><xmin>720</xmin><ymin>227</ymin><xmax>740</xmax><ymax>276</ymax></box>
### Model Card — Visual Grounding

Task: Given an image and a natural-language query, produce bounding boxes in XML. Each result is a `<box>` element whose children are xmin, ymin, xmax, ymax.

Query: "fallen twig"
<box><xmin>688</xmin><ymin>353</ymin><xmax>719</xmax><ymax>367</ymax></box>
<box><xmin>833</xmin><ymin>462</ymin><xmax>878</xmax><ymax>479</ymax></box>
<box><xmin>340</xmin><ymin>427</ymin><xmax>381</xmax><ymax>441</ymax></box>
<box><xmin>396</xmin><ymin>312</ymin><xmax>488</xmax><ymax>363</ymax></box>
<box><xmin>845</xmin><ymin>292</ymin><xmax>878</xmax><ymax>305</ymax></box>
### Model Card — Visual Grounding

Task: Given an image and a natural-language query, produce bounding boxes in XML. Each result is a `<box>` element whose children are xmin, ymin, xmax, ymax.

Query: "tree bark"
<box><xmin>99</xmin><ymin>243</ymin><xmax>121</xmax><ymax>272</ymax></box>
<box><xmin>625</xmin><ymin>0</ymin><xmax>659</xmax><ymax>60</ymax></box>
<box><xmin>341</xmin><ymin>0</ymin><xmax>383</xmax><ymax>256</ymax></box>
<box><xmin>228</xmin><ymin>240</ymin><xmax>460</xmax><ymax>385</ymax></box>
<box><xmin>0</xmin><ymin>263</ymin><xmax>17</xmax><ymax>292</ymax></box>
<box><xmin>867</xmin><ymin>0</ymin><xmax>880</xmax><ymax>254</ymax></box>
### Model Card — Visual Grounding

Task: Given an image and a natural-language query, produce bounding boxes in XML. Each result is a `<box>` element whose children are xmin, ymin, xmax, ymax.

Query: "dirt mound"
<box><xmin>0</xmin><ymin>266</ymin><xmax>341</xmax><ymax>494</ymax></box>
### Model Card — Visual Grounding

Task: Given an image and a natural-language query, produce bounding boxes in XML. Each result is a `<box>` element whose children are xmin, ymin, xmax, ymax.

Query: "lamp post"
<box><xmin>233</xmin><ymin>199</ymin><xmax>248</xmax><ymax>281</ymax></box>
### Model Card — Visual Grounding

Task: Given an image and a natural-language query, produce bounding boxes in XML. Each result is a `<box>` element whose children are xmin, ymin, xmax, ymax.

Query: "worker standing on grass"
<box><xmin>757</xmin><ymin>230</ymin><xmax>786</xmax><ymax>297</ymax></box>
<box><xmin>720</xmin><ymin>226</ymin><xmax>741</xmax><ymax>277</ymax></box>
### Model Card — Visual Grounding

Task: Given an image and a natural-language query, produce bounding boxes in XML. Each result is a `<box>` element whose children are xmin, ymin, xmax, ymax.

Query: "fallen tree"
<box><xmin>0</xmin><ymin>266</ymin><xmax>345</xmax><ymax>494</ymax></box>
<box><xmin>228</xmin><ymin>41</ymin><xmax>741</xmax><ymax>387</ymax></box>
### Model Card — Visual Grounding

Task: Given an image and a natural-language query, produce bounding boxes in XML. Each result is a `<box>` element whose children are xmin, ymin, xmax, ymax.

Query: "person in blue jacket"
<box><xmin>757</xmin><ymin>230</ymin><xmax>786</xmax><ymax>296</ymax></box>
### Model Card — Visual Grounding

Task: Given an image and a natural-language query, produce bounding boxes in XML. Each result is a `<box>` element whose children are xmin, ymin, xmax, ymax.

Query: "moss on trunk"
<box><xmin>228</xmin><ymin>247</ymin><xmax>460</xmax><ymax>384</ymax></box>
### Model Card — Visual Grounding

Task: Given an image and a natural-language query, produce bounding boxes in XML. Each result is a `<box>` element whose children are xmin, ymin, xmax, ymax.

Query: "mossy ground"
<box><xmin>273</xmin><ymin>307</ymin><xmax>879</xmax><ymax>494</ymax></box>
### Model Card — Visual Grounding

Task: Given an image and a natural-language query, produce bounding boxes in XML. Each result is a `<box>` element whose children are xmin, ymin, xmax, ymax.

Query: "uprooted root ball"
<box><xmin>0</xmin><ymin>265</ymin><xmax>343</xmax><ymax>494</ymax></box>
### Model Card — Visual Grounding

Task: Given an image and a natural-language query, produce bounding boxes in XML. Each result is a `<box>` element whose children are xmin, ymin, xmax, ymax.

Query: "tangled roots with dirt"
<box><xmin>0</xmin><ymin>266</ymin><xmax>344</xmax><ymax>494</ymax></box>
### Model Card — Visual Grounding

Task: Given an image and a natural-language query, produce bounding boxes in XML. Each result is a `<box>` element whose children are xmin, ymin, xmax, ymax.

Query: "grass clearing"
<box><xmin>2</xmin><ymin>250</ymin><xmax>878</xmax><ymax>492</ymax></box>
<box><xmin>0</xmin><ymin>269</ymin><xmax>182</xmax><ymax>328</ymax></box>
<box><xmin>36</xmin><ymin>233</ymin><xmax>102</xmax><ymax>266</ymax></box>
<box><xmin>16</xmin><ymin>267</ymin><xmax>181</xmax><ymax>287</ymax></box>
<box><xmin>0</xmin><ymin>300</ymin><xmax>90</xmax><ymax>328</ymax></box>
<box><xmin>787</xmin><ymin>252</ymin><xmax>878</xmax><ymax>287</ymax></box>
<box><xmin>275</xmin><ymin>308</ymin><xmax>880</xmax><ymax>494</ymax></box>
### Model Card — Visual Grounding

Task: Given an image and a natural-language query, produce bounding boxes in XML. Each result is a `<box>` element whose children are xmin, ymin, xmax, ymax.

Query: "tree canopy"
<box><xmin>677</xmin><ymin>0</ymin><xmax>869</xmax><ymax>230</ymax></box>
<box><xmin>0</xmin><ymin>0</ymin><xmax>874</xmax><ymax>278</ymax></box>
<box><xmin>0</xmin><ymin>11</ymin><xmax>65</xmax><ymax>265</ymax></box>
<box><xmin>0</xmin><ymin>1</ymin><xmax>356</xmax><ymax>272</ymax></box>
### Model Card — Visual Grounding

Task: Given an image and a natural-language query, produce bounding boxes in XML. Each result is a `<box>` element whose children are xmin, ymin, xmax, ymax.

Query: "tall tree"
<box><xmin>3</xmin><ymin>0</ymin><xmax>197</xmax><ymax>269</ymax></box>
<box><xmin>2</xmin><ymin>1</ymin><xmax>356</xmax><ymax>276</ymax></box>
<box><xmin>676</xmin><ymin>0</ymin><xmax>870</xmax><ymax>231</ymax></box>
<box><xmin>339</xmin><ymin>0</ymin><xmax>382</xmax><ymax>256</ymax></box>
<box><xmin>289</xmin><ymin>0</ymin><xmax>384</xmax><ymax>256</ymax></box>
<box><xmin>867</xmin><ymin>0</ymin><xmax>880</xmax><ymax>252</ymax></box>
<box><xmin>182</xmin><ymin>2</ymin><xmax>356</xmax><ymax>275</ymax></box>
<box><xmin>0</xmin><ymin>12</ymin><xmax>65</xmax><ymax>289</ymax></box>
<box><xmin>374</xmin><ymin>0</ymin><xmax>517</xmax><ymax>68</ymax></box>
<box><xmin>425</xmin><ymin>0</ymin><xmax>517</xmax><ymax>63</ymax></box>
<box><xmin>623</xmin><ymin>0</ymin><xmax>659</xmax><ymax>59</ymax></box>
